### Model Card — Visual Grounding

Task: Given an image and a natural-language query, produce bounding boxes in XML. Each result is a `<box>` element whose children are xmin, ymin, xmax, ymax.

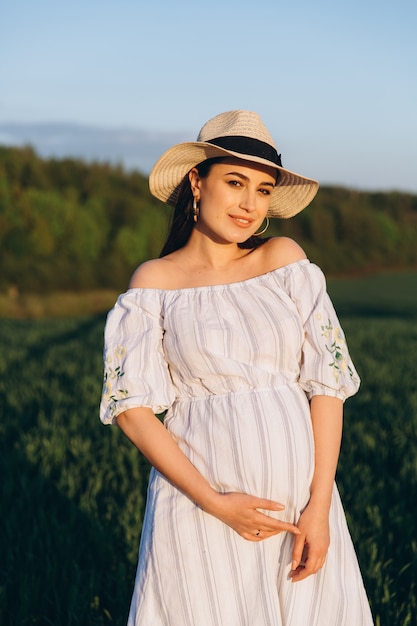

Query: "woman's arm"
<box><xmin>117</xmin><ymin>407</ymin><xmax>301</xmax><ymax>540</ymax></box>
<box><xmin>290</xmin><ymin>395</ymin><xmax>343</xmax><ymax>581</ymax></box>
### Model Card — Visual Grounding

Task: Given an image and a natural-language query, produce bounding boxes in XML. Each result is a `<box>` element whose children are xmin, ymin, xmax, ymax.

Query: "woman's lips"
<box><xmin>229</xmin><ymin>215</ymin><xmax>255</xmax><ymax>228</ymax></box>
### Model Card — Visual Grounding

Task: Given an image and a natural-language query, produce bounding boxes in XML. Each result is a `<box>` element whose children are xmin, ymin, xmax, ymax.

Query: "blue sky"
<box><xmin>1</xmin><ymin>0</ymin><xmax>416</xmax><ymax>192</ymax></box>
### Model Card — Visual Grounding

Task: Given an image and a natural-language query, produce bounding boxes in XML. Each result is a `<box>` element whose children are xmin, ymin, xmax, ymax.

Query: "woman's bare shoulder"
<box><xmin>260</xmin><ymin>237</ymin><xmax>307</xmax><ymax>268</ymax></box>
<box><xmin>129</xmin><ymin>258</ymin><xmax>178</xmax><ymax>289</ymax></box>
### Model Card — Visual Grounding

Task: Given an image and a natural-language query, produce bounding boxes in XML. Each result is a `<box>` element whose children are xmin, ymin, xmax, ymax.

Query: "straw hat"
<box><xmin>149</xmin><ymin>110</ymin><xmax>319</xmax><ymax>219</ymax></box>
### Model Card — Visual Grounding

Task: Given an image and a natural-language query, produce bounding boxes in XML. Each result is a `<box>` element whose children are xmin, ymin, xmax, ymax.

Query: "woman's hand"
<box><xmin>289</xmin><ymin>500</ymin><xmax>330</xmax><ymax>582</ymax></box>
<box><xmin>208</xmin><ymin>492</ymin><xmax>301</xmax><ymax>541</ymax></box>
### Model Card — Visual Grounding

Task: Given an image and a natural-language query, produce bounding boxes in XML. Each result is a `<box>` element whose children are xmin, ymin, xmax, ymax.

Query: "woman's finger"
<box><xmin>291</xmin><ymin>534</ymin><xmax>306</xmax><ymax>570</ymax></box>
<box><xmin>256</xmin><ymin>510</ymin><xmax>301</xmax><ymax>536</ymax></box>
<box><xmin>290</xmin><ymin>547</ymin><xmax>327</xmax><ymax>581</ymax></box>
<box><xmin>254</xmin><ymin>498</ymin><xmax>285</xmax><ymax>512</ymax></box>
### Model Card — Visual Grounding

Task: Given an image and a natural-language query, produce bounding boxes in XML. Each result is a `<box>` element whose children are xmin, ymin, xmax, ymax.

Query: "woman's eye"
<box><xmin>259</xmin><ymin>188</ymin><xmax>271</xmax><ymax>195</ymax></box>
<box><xmin>228</xmin><ymin>180</ymin><xmax>241</xmax><ymax>187</ymax></box>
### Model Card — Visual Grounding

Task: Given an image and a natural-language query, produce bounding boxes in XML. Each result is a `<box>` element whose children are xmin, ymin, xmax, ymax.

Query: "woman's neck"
<box><xmin>178</xmin><ymin>231</ymin><xmax>253</xmax><ymax>272</ymax></box>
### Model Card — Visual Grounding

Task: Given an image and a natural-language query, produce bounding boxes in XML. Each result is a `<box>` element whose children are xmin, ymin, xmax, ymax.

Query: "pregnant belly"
<box><xmin>164</xmin><ymin>384</ymin><xmax>314</xmax><ymax>517</ymax></box>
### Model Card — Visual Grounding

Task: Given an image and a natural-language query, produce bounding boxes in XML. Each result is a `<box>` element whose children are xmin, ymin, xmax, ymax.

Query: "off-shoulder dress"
<box><xmin>100</xmin><ymin>259</ymin><xmax>373</xmax><ymax>626</ymax></box>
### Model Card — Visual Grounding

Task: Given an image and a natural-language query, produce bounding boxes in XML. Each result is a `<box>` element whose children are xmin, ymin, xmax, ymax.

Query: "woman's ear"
<box><xmin>189</xmin><ymin>168</ymin><xmax>201</xmax><ymax>198</ymax></box>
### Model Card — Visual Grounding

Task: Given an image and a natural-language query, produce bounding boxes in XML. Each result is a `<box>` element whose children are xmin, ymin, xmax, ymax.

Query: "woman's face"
<box><xmin>189</xmin><ymin>157</ymin><xmax>276</xmax><ymax>244</ymax></box>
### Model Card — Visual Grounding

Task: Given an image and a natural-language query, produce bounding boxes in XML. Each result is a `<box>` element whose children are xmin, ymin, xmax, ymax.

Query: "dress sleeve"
<box><xmin>99</xmin><ymin>289</ymin><xmax>176</xmax><ymax>424</ymax></box>
<box><xmin>285</xmin><ymin>261</ymin><xmax>360</xmax><ymax>401</ymax></box>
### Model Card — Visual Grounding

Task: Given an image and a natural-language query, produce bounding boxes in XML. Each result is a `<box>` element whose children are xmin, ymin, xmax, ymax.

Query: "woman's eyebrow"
<box><xmin>224</xmin><ymin>171</ymin><xmax>275</xmax><ymax>187</ymax></box>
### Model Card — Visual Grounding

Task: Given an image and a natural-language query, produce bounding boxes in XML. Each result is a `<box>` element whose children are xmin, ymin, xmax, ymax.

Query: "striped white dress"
<box><xmin>100</xmin><ymin>259</ymin><xmax>373</xmax><ymax>626</ymax></box>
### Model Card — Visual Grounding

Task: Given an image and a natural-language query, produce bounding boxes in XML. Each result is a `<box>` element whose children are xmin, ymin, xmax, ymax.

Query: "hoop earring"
<box><xmin>254</xmin><ymin>216</ymin><xmax>270</xmax><ymax>236</ymax></box>
<box><xmin>193</xmin><ymin>198</ymin><xmax>200</xmax><ymax>223</ymax></box>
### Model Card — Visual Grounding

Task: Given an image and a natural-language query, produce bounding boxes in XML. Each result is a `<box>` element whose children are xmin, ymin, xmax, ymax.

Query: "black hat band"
<box><xmin>207</xmin><ymin>135</ymin><xmax>282</xmax><ymax>167</ymax></box>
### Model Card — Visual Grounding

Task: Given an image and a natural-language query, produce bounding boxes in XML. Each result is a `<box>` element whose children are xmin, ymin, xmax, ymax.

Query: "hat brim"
<box><xmin>149</xmin><ymin>142</ymin><xmax>319</xmax><ymax>218</ymax></box>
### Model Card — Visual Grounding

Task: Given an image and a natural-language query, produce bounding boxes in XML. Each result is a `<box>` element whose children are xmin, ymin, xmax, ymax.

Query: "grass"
<box><xmin>0</xmin><ymin>289</ymin><xmax>119</xmax><ymax>319</ymax></box>
<box><xmin>327</xmin><ymin>270</ymin><xmax>417</xmax><ymax>318</ymax></box>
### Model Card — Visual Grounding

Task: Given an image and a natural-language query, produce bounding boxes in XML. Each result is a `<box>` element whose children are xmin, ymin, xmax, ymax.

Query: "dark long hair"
<box><xmin>159</xmin><ymin>158</ymin><xmax>271</xmax><ymax>257</ymax></box>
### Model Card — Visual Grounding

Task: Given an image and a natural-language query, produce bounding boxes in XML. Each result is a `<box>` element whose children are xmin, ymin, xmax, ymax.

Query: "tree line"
<box><xmin>1</xmin><ymin>145</ymin><xmax>416</xmax><ymax>293</ymax></box>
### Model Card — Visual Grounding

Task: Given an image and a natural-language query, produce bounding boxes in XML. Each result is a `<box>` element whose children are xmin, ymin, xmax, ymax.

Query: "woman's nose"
<box><xmin>239</xmin><ymin>188</ymin><xmax>257</xmax><ymax>212</ymax></box>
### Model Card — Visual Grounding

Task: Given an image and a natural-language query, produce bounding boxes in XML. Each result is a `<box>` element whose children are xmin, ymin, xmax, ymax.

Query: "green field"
<box><xmin>1</xmin><ymin>272</ymin><xmax>417</xmax><ymax>625</ymax></box>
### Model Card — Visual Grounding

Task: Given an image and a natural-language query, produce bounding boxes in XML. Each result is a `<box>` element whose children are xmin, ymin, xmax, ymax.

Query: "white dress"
<box><xmin>100</xmin><ymin>259</ymin><xmax>373</xmax><ymax>626</ymax></box>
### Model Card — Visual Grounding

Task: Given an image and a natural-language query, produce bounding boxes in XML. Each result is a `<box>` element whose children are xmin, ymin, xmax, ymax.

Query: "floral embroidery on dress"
<box><xmin>317</xmin><ymin>315</ymin><xmax>358</xmax><ymax>383</ymax></box>
<box><xmin>102</xmin><ymin>345</ymin><xmax>129</xmax><ymax>414</ymax></box>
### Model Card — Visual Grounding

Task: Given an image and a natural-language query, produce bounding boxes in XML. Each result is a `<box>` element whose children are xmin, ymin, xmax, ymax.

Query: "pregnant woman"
<box><xmin>100</xmin><ymin>110</ymin><xmax>373</xmax><ymax>625</ymax></box>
